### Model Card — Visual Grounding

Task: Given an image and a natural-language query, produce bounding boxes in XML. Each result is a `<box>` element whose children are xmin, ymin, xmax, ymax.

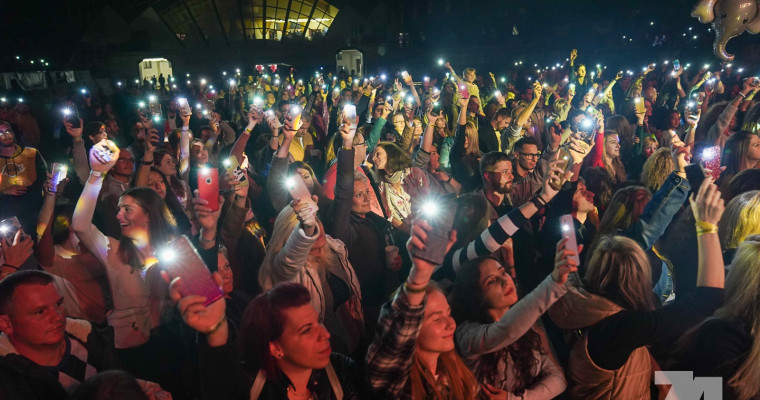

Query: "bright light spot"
<box><xmin>158</xmin><ymin>248</ymin><xmax>177</xmax><ymax>263</ymax></box>
<box><xmin>438</xmin><ymin>58</ymin><xmax>444</xmax><ymax>65</ymax></box>
<box><xmin>284</xmin><ymin>176</ymin><xmax>296</xmax><ymax>190</ymax></box>
<box><xmin>138</xmin><ymin>101</ymin><xmax>146</xmax><ymax>108</ymax></box>
<box><xmin>200</xmin><ymin>79</ymin><xmax>207</xmax><ymax>85</ymax></box>
<box><xmin>149</xmin><ymin>95</ymin><xmax>156</xmax><ymax>102</ymax></box>
<box><xmin>222</xmin><ymin>71</ymin><xmax>227</xmax><ymax>75</ymax></box>
<box><xmin>422</xmin><ymin>201</ymin><xmax>439</xmax><ymax>218</ymax></box>
<box><xmin>62</xmin><ymin>108</ymin><xmax>71</xmax><ymax>116</ymax></box>
<box><xmin>562</xmin><ymin>224</ymin><xmax>570</xmax><ymax>232</ymax></box>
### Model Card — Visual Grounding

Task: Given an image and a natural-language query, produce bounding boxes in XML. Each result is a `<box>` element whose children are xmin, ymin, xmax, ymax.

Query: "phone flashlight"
<box><xmin>138</xmin><ymin>101</ymin><xmax>146</xmax><ymax>108</ymax></box>
<box><xmin>18</xmin><ymin>98</ymin><xmax>23</xmax><ymax>103</ymax></box>
<box><xmin>149</xmin><ymin>95</ymin><xmax>157</xmax><ymax>102</ymax></box>
<box><xmin>284</xmin><ymin>176</ymin><xmax>296</xmax><ymax>190</ymax></box>
<box><xmin>562</xmin><ymin>224</ymin><xmax>571</xmax><ymax>232</ymax></box>
<box><xmin>80</xmin><ymin>88</ymin><xmax>87</xmax><ymax>94</ymax></box>
<box><xmin>274</xmin><ymin>79</ymin><xmax>280</xmax><ymax>85</ymax></box>
<box><xmin>702</xmin><ymin>146</ymin><xmax>719</xmax><ymax>161</ymax></box>
<box><xmin>223</xmin><ymin>158</ymin><xmax>232</xmax><ymax>168</ymax></box>
<box><xmin>438</xmin><ymin>58</ymin><xmax>444</xmax><ymax>66</ymax></box>
<box><xmin>380</xmin><ymin>74</ymin><xmax>387</xmax><ymax>80</ymax></box>
<box><xmin>200</xmin><ymin>79</ymin><xmax>207</xmax><ymax>85</ymax></box>
<box><xmin>200</xmin><ymin>166</ymin><xmax>212</xmax><ymax>176</ymax></box>
<box><xmin>196</xmin><ymin>103</ymin><xmax>202</xmax><ymax>109</ymax></box>
<box><xmin>582</xmin><ymin>119</ymin><xmax>594</xmax><ymax>129</ymax></box>
<box><xmin>634</xmin><ymin>98</ymin><xmax>641</xmax><ymax>103</ymax></box>
<box><xmin>406</xmin><ymin>96</ymin><xmax>414</xmax><ymax>103</ymax></box>
<box><xmin>0</xmin><ymin>225</ymin><xmax>9</xmax><ymax>234</ymax></box>
<box><xmin>202</xmin><ymin>109</ymin><xmax>208</xmax><ymax>116</ymax></box>
<box><xmin>421</xmin><ymin>200</ymin><xmax>440</xmax><ymax>218</ymax></box>
<box><xmin>424</xmin><ymin>76</ymin><xmax>430</xmax><ymax>82</ymax></box>
<box><xmin>153</xmin><ymin>115</ymin><xmax>161</xmax><ymax>122</ymax></box>
<box><xmin>596</xmin><ymin>64</ymin><xmax>601</xmax><ymax>68</ymax></box>
<box><xmin>62</xmin><ymin>108</ymin><xmax>72</xmax><ymax>116</ymax></box>
<box><xmin>738</xmin><ymin>68</ymin><xmax>745</xmax><ymax>73</ymax></box>
<box><xmin>321</xmin><ymin>84</ymin><xmax>327</xmax><ymax>90</ymax></box>
<box><xmin>158</xmin><ymin>247</ymin><xmax>177</xmax><ymax>263</ymax></box>
<box><xmin>0</xmin><ymin>98</ymin><xmax>6</xmax><ymax>103</ymax></box>
<box><xmin>353</xmin><ymin>79</ymin><xmax>359</xmax><ymax>85</ymax></box>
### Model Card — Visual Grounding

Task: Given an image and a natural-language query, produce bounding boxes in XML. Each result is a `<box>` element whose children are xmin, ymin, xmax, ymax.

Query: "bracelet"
<box><xmin>738</xmin><ymin>92</ymin><xmax>747</xmax><ymax>99</ymax></box>
<box><xmin>404</xmin><ymin>280</ymin><xmax>427</xmax><ymax>294</ymax></box>
<box><xmin>697</xmin><ymin>227</ymin><xmax>718</xmax><ymax>235</ymax></box>
<box><xmin>181</xmin><ymin>126</ymin><xmax>189</xmax><ymax>131</ymax></box>
<box><xmin>198</xmin><ymin>233</ymin><xmax>216</xmax><ymax>244</ymax></box>
<box><xmin>206</xmin><ymin>314</ymin><xmax>227</xmax><ymax>335</ymax></box>
<box><xmin>695</xmin><ymin>220</ymin><xmax>718</xmax><ymax>231</ymax></box>
<box><xmin>90</xmin><ymin>170</ymin><xmax>103</xmax><ymax>177</ymax></box>
<box><xmin>528</xmin><ymin>195</ymin><xmax>545</xmax><ymax>210</ymax></box>
<box><xmin>2</xmin><ymin>264</ymin><xmax>19</xmax><ymax>270</ymax></box>
<box><xmin>141</xmin><ymin>159</ymin><xmax>153</xmax><ymax>166</ymax></box>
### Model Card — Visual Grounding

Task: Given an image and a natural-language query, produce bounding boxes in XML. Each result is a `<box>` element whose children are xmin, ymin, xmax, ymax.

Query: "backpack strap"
<box><xmin>326</xmin><ymin>362</ymin><xmax>343</xmax><ymax>400</ymax></box>
<box><xmin>248</xmin><ymin>369</ymin><xmax>267</xmax><ymax>400</ymax></box>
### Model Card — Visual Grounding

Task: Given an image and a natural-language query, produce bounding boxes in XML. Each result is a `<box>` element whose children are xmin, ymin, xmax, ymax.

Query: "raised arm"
<box><xmin>366</xmin><ymin>102</ymin><xmax>391</xmax><ymax>153</ymax></box>
<box><xmin>64</xmin><ymin>119</ymin><xmax>90</xmax><ymax>184</ymax></box>
<box><xmin>134</xmin><ymin>129</ymin><xmax>159</xmax><ymax>187</ymax></box>
<box><xmin>72</xmin><ymin>141</ymin><xmax>119</xmax><ymax>266</ymax></box>
<box><xmin>230</xmin><ymin>106</ymin><xmax>260</xmax><ymax>162</ymax></box>
<box><xmin>178</xmin><ymin>113</ymin><xmax>191</xmax><ymax>175</ymax></box>
<box><xmin>328</xmin><ymin>119</ymin><xmax>357</xmax><ymax>243</ymax></box>
<box><xmin>515</xmin><ymin>82</ymin><xmax>543</xmax><ymax>128</ymax></box>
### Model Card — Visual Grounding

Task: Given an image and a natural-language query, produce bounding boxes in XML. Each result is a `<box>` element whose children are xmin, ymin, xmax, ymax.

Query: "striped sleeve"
<box><xmin>446</xmin><ymin>207</ymin><xmax>528</xmax><ymax>275</ymax></box>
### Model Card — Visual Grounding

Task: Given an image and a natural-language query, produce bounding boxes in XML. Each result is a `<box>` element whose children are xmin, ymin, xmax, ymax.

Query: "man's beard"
<box><xmin>494</xmin><ymin>183</ymin><xmax>512</xmax><ymax>194</ymax></box>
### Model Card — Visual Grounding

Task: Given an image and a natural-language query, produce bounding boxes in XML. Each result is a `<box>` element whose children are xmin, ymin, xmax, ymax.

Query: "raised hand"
<box><xmin>89</xmin><ymin>139</ymin><xmax>119</xmax><ymax>173</ymax></box>
<box><xmin>552</xmin><ymin>237</ymin><xmax>581</xmax><ymax>285</ymax></box>
<box><xmin>291</xmin><ymin>197</ymin><xmax>319</xmax><ymax>236</ymax></box>
<box><xmin>193</xmin><ymin>189</ymin><xmax>225</xmax><ymax>232</ymax></box>
<box><xmin>64</xmin><ymin>119</ymin><xmax>84</xmax><ymax>140</ymax></box>
<box><xmin>689</xmin><ymin>177</ymin><xmax>725</xmax><ymax>225</ymax></box>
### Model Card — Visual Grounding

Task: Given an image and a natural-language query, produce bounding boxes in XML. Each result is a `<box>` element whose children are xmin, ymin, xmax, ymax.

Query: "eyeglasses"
<box><xmin>0</xmin><ymin>129</ymin><xmax>13</xmax><ymax>136</ymax></box>
<box><xmin>518</xmin><ymin>152</ymin><xmax>541</xmax><ymax>159</ymax></box>
<box><xmin>355</xmin><ymin>141</ymin><xmax>367</xmax><ymax>147</ymax></box>
<box><xmin>117</xmin><ymin>158</ymin><xmax>135</xmax><ymax>163</ymax></box>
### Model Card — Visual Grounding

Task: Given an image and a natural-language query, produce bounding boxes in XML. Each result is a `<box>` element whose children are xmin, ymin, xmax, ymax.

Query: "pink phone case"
<box><xmin>161</xmin><ymin>236</ymin><xmax>223</xmax><ymax>306</ymax></box>
<box><xmin>560</xmin><ymin>214</ymin><xmax>580</xmax><ymax>266</ymax></box>
<box><xmin>459</xmin><ymin>84</ymin><xmax>470</xmax><ymax>98</ymax></box>
<box><xmin>197</xmin><ymin>168</ymin><xmax>220</xmax><ymax>211</ymax></box>
<box><xmin>288</xmin><ymin>174</ymin><xmax>314</xmax><ymax>206</ymax></box>
<box><xmin>702</xmin><ymin>146</ymin><xmax>722</xmax><ymax>180</ymax></box>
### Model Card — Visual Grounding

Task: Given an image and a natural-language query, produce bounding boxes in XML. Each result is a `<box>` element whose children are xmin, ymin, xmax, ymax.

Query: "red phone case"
<box><xmin>702</xmin><ymin>146</ymin><xmax>722</xmax><ymax>181</ymax></box>
<box><xmin>197</xmin><ymin>168</ymin><xmax>220</xmax><ymax>211</ymax></box>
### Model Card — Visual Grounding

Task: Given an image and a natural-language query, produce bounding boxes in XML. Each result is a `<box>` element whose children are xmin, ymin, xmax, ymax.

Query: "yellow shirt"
<box><xmin>278</xmin><ymin>133</ymin><xmax>314</xmax><ymax>162</ymax></box>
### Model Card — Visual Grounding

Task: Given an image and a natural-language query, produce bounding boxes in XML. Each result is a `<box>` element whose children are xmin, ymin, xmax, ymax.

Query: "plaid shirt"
<box><xmin>366</xmin><ymin>288</ymin><xmax>425</xmax><ymax>399</ymax></box>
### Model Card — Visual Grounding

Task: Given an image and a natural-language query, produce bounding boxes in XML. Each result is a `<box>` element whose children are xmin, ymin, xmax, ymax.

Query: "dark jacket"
<box><xmin>198</xmin><ymin>333</ymin><xmax>367</xmax><ymax>400</ymax></box>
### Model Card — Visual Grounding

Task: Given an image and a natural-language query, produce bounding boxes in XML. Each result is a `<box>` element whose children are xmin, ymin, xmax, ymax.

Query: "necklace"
<box><xmin>287</xmin><ymin>386</ymin><xmax>312</xmax><ymax>399</ymax></box>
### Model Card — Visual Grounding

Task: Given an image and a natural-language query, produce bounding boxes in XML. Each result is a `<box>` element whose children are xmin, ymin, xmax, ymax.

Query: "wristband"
<box><xmin>695</xmin><ymin>220</ymin><xmax>717</xmax><ymax>231</ymax></box>
<box><xmin>528</xmin><ymin>194</ymin><xmax>546</xmax><ymax>210</ymax></box>
<box><xmin>697</xmin><ymin>227</ymin><xmax>718</xmax><ymax>235</ymax></box>
<box><xmin>738</xmin><ymin>92</ymin><xmax>747</xmax><ymax>99</ymax></box>
<box><xmin>205</xmin><ymin>315</ymin><xmax>227</xmax><ymax>335</ymax></box>
<box><xmin>404</xmin><ymin>280</ymin><xmax>427</xmax><ymax>294</ymax></box>
<box><xmin>181</xmin><ymin>126</ymin><xmax>189</xmax><ymax>131</ymax></box>
<box><xmin>141</xmin><ymin>159</ymin><xmax>153</xmax><ymax>166</ymax></box>
<box><xmin>90</xmin><ymin>170</ymin><xmax>103</xmax><ymax>177</ymax></box>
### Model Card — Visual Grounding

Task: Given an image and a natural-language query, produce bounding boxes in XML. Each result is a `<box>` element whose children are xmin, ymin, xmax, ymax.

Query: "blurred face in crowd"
<box><xmin>340</xmin><ymin>89</ymin><xmax>352</xmax><ymax>104</ymax></box>
<box><xmin>485</xmin><ymin>160</ymin><xmax>514</xmax><ymax>194</ymax></box>
<box><xmin>90</xmin><ymin>124</ymin><xmax>108</xmax><ymax>144</ymax></box>
<box><xmin>116</xmin><ymin>195</ymin><xmax>150</xmax><ymax>239</ymax></box>
<box><xmin>373</xmin><ymin>104</ymin><xmax>384</xmax><ymax>120</ymax></box>
<box><xmin>643</xmin><ymin>140</ymin><xmax>658</xmax><ymax>158</ymax></box>
<box><xmin>372</xmin><ymin>147</ymin><xmax>388</xmax><ymax>171</ymax></box>
<box><xmin>478</xmin><ymin>258</ymin><xmax>518</xmax><ymax>313</ymax></box>
<box><xmin>644</xmin><ymin>87</ymin><xmax>658</xmax><ymax>104</ymax></box>
<box><xmin>295</xmin><ymin>167</ymin><xmax>315</xmax><ymax>192</ymax></box>
<box><xmin>573</xmin><ymin>181</ymin><xmax>596</xmax><ymax>213</ymax></box>
<box><xmin>158</xmin><ymin>154</ymin><xmax>178</xmax><ymax>177</ymax></box>
<box><xmin>435</xmin><ymin>116</ymin><xmax>447</xmax><ymax>131</ymax></box>
<box><xmin>191</xmin><ymin>142</ymin><xmax>209</xmax><ymax>165</ymax></box>
<box><xmin>605</xmin><ymin>134</ymin><xmax>621</xmax><ymax>158</ymax></box>
<box><xmin>168</xmin><ymin>101</ymin><xmax>178</xmax><ymax>113</ymax></box>
<box><xmin>577</xmin><ymin>65</ymin><xmax>586</xmax><ymax>78</ymax></box>
<box><xmin>147</xmin><ymin>171</ymin><xmax>167</xmax><ymax>199</ymax></box>
<box><xmin>392</xmin><ymin>114</ymin><xmax>406</xmax><ymax>134</ymax></box>
<box><xmin>113</xmin><ymin>149</ymin><xmax>134</xmax><ymax>177</ymax></box>
<box><xmin>351</xmin><ymin>178</ymin><xmax>372</xmax><ymax>215</ymax></box>
<box><xmin>516</xmin><ymin>144</ymin><xmax>539</xmax><ymax>172</ymax></box>
<box><xmin>0</xmin><ymin>283</ymin><xmax>67</xmax><ymax>353</ymax></box>
<box><xmin>0</xmin><ymin>122</ymin><xmax>15</xmax><ymax>147</ymax></box>
<box><xmin>270</xmin><ymin>303</ymin><xmax>332</xmax><ymax>370</ymax></box>
<box><xmin>200</xmin><ymin>128</ymin><xmax>213</xmax><ymax>143</ymax></box>
<box><xmin>748</xmin><ymin>134</ymin><xmax>760</xmax><ymax>162</ymax></box>
<box><xmin>412</xmin><ymin>119</ymin><xmax>423</xmax><ymax>138</ymax></box>
<box><xmin>493</xmin><ymin>115</ymin><xmax>510</xmax><ymax>131</ymax></box>
<box><xmin>218</xmin><ymin>252</ymin><xmax>233</xmax><ymax>295</ymax></box>
<box><xmin>669</xmin><ymin>112</ymin><xmax>681</xmax><ymax>130</ymax></box>
<box><xmin>296</xmin><ymin>119</ymin><xmax>311</xmax><ymax>137</ymax></box>
<box><xmin>353</xmin><ymin>133</ymin><xmax>367</xmax><ymax>167</ymax></box>
<box><xmin>266</xmin><ymin>92</ymin><xmax>276</xmax><ymax>105</ymax></box>
<box><xmin>105</xmin><ymin>120</ymin><xmax>119</xmax><ymax>139</ymax></box>
<box><xmin>644</xmin><ymin>100</ymin><xmax>653</xmax><ymax>118</ymax></box>
<box><xmin>463</xmin><ymin>69</ymin><xmax>476</xmax><ymax>83</ymax></box>
<box><xmin>417</xmin><ymin>290</ymin><xmax>456</xmax><ymax>356</ymax></box>
<box><xmin>429</xmin><ymin>147</ymin><xmax>441</xmax><ymax>171</ymax></box>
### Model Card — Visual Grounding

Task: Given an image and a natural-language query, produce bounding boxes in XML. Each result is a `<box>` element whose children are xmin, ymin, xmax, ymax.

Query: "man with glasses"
<box><xmin>0</xmin><ymin>120</ymin><xmax>46</xmax><ymax>238</ymax></box>
<box><xmin>95</xmin><ymin>148</ymin><xmax>133</xmax><ymax>238</ymax></box>
<box><xmin>511</xmin><ymin>136</ymin><xmax>559</xmax><ymax>207</ymax></box>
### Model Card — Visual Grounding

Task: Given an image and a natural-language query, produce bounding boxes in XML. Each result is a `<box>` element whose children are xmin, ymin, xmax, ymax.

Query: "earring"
<box><xmin>276</xmin><ymin>353</ymin><xmax>284</xmax><ymax>359</ymax></box>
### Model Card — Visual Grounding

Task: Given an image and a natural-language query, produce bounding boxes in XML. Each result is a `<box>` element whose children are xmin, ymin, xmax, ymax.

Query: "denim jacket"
<box><xmin>621</xmin><ymin>172</ymin><xmax>690</xmax><ymax>251</ymax></box>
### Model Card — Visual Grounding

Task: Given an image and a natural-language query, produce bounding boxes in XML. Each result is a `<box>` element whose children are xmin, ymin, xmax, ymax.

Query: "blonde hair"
<box><xmin>464</xmin><ymin>121</ymin><xmax>480</xmax><ymax>158</ymax></box>
<box><xmin>640</xmin><ymin>147</ymin><xmax>674</xmax><ymax>191</ymax></box>
<box><xmin>584</xmin><ymin>236</ymin><xmax>656</xmax><ymax>312</ymax></box>
<box><xmin>713</xmin><ymin>236</ymin><xmax>760</xmax><ymax>399</ymax></box>
<box><xmin>409</xmin><ymin>284</ymin><xmax>478</xmax><ymax>400</ymax></box>
<box><xmin>719</xmin><ymin>191</ymin><xmax>760</xmax><ymax>250</ymax></box>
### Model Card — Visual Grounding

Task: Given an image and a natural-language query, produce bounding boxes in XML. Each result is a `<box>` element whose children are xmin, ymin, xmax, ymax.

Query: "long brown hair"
<box><xmin>449</xmin><ymin>256</ymin><xmax>545</xmax><ymax>393</ymax></box>
<box><xmin>409</xmin><ymin>284</ymin><xmax>478</xmax><ymax>400</ymax></box>
<box><xmin>117</xmin><ymin>187</ymin><xmax>177</xmax><ymax>272</ymax></box>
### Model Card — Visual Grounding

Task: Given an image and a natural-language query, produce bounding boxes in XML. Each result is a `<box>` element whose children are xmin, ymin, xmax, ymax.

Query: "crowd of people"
<box><xmin>1</xmin><ymin>46</ymin><xmax>760</xmax><ymax>399</ymax></box>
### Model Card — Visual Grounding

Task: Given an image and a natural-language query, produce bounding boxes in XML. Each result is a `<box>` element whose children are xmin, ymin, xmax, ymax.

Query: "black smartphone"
<box><xmin>63</xmin><ymin>107</ymin><xmax>81</xmax><ymax>129</ymax></box>
<box><xmin>411</xmin><ymin>197</ymin><xmax>456</xmax><ymax>265</ymax></box>
<box><xmin>431</xmin><ymin>102</ymin><xmax>442</xmax><ymax>115</ymax></box>
<box><xmin>685</xmin><ymin>163</ymin><xmax>706</xmax><ymax>193</ymax></box>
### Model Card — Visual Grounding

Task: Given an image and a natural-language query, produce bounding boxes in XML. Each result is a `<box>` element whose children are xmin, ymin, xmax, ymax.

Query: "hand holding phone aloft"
<box><xmin>89</xmin><ymin>140</ymin><xmax>120</xmax><ymax>173</ymax></box>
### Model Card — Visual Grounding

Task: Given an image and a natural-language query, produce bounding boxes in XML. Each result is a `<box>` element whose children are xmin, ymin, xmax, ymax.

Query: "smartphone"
<box><xmin>289</xmin><ymin>106</ymin><xmax>302</xmax><ymax>131</ymax></box>
<box><xmin>343</xmin><ymin>104</ymin><xmax>357</xmax><ymax>129</ymax></box>
<box><xmin>63</xmin><ymin>107</ymin><xmax>81</xmax><ymax>129</ymax></box>
<box><xmin>149</xmin><ymin>102</ymin><xmax>162</xmax><ymax>118</ymax></box>
<box><xmin>431</xmin><ymin>102</ymin><xmax>442</xmax><ymax>115</ymax></box>
<box><xmin>50</xmin><ymin>163</ymin><xmax>68</xmax><ymax>193</ymax></box>
<box><xmin>685</xmin><ymin>163</ymin><xmax>706</xmax><ymax>193</ymax></box>
<box><xmin>673</xmin><ymin>59</ymin><xmax>681</xmax><ymax>71</ymax></box>
<box><xmin>0</xmin><ymin>216</ymin><xmax>22</xmax><ymax>242</ymax></box>
<box><xmin>91</xmin><ymin>140</ymin><xmax>117</xmax><ymax>164</ymax></box>
<box><xmin>159</xmin><ymin>236</ymin><xmax>224</xmax><ymax>306</ymax></box>
<box><xmin>178</xmin><ymin>98</ymin><xmax>192</xmax><ymax>117</ymax></box>
<box><xmin>458</xmin><ymin>83</ymin><xmax>470</xmax><ymax>98</ymax></box>
<box><xmin>401</xmin><ymin>71</ymin><xmax>409</xmax><ymax>80</ymax></box>
<box><xmin>197</xmin><ymin>167</ymin><xmax>220</xmax><ymax>211</ymax></box>
<box><xmin>150</xmin><ymin>128</ymin><xmax>166</xmax><ymax>147</ymax></box>
<box><xmin>701</xmin><ymin>146</ymin><xmax>722</xmax><ymax>180</ymax></box>
<box><xmin>634</xmin><ymin>97</ymin><xmax>646</xmax><ymax>114</ymax></box>
<box><xmin>223</xmin><ymin>156</ymin><xmax>248</xmax><ymax>188</ymax></box>
<box><xmin>411</xmin><ymin>197</ymin><xmax>456</xmax><ymax>265</ymax></box>
<box><xmin>560</xmin><ymin>214</ymin><xmax>580</xmax><ymax>266</ymax></box>
<box><xmin>265</xmin><ymin>110</ymin><xmax>282</xmax><ymax>130</ymax></box>
<box><xmin>286</xmin><ymin>173</ymin><xmax>314</xmax><ymax>206</ymax></box>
